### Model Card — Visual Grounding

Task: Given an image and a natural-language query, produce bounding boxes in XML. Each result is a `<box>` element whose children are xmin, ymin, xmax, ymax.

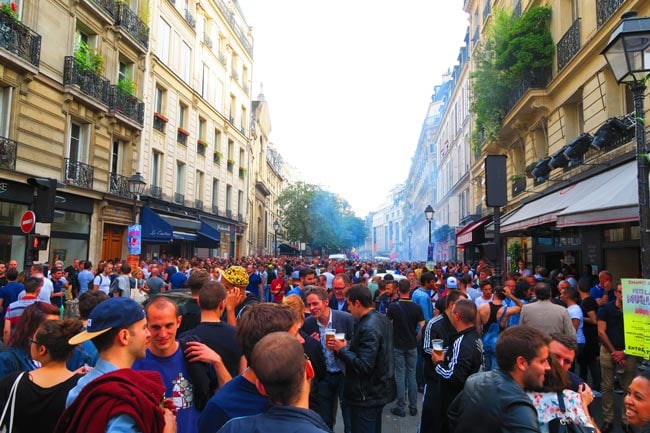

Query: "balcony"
<box><xmin>228</xmin><ymin>115</ymin><xmax>234</xmax><ymax>124</ymax></box>
<box><xmin>0</xmin><ymin>11</ymin><xmax>41</xmax><ymax>70</ymax></box>
<box><xmin>217</xmin><ymin>52</ymin><xmax>226</xmax><ymax>66</ymax></box>
<box><xmin>212</xmin><ymin>205</ymin><xmax>219</xmax><ymax>215</ymax></box>
<box><xmin>184</xmin><ymin>9</ymin><xmax>196</xmax><ymax>29</ymax></box>
<box><xmin>596</xmin><ymin>0</ymin><xmax>624</xmax><ymax>28</ymax></box>
<box><xmin>203</xmin><ymin>34</ymin><xmax>212</xmax><ymax>49</ymax></box>
<box><xmin>231</xmin><ymin>70</ymin><xmax>239</xmax><ymax>81</ymax></box>
<box><xmin>243</xmin><ymin>83</ymin><xmax>249</xmax><ymax>95</ymax></box>
<box><xmin>64</xmin><ymin>158</ymin><xmax>94</xmax><ymax>189</ymax></box>
<box><xmin>557</xmin><ymin>19</ymin><xmax>581</xmax><ymax>72</ymax></box>
<box><xmin>226</xmin><ymin>209</ymin><xmax>232</xmax><ymax>219</ymax></box>
<box><xmin>108</xmin><ymin>85</ymin><xmax>144</xmax><ymax>127</ymax></box>
<box><xmin>149</xmin><ymin>185</ymin><xmax>162</xmax><ymax>198</ymax></box>
<box><xmin>108</xmin><ymin>172</ymin><xmax>130</xmax><ymax>198</ymax></box>
<box><xmin>195</xmin><ymin>199</ymin><xmax>203</xmax><ymax>209</ymax></box>
<box><xmin>505</xmin><ymin>67</ymin><xmax>552</xmax><ymax>116</ymax></box>
<box><xmin>239</xmin><ymin>126</ymin><xmax>246</xmax><ymax>135</ymax></box>
<box><xmin>255</xmin><ymin>176</ymin><xmax>271</xmax><ymax>197</ymax></box>
<box><xmin>174</xmin><ymin>192</ymin><xmax>184</xmax><ymax>204</ymax></box>
<box><xmin>85</xmin><ymin>0</ymin><xmax>115</xmax><ymax>21</ymax></box>
<box><xmin>114</xmin><ymin>2</ymin><xmax>149</xmax><ymax>51</ymax></box>
<box><xmin>63</xmin><ymin>56</ymin><xmax>110</xmax><ymax>106</ymax></box>
<box><xmin>237</xmin><ymin>213</ymin><xmax>243</xmax><ymax>222</ymax></box>
<box><xmin>0</xmin><ymin>136</ymin><xmax>17</xmax><ymax>171</ymax></box>
<box><xmin>213</xmin><ymin>0</ymin><xmax>252</xmax><ymax>56</ymax></box>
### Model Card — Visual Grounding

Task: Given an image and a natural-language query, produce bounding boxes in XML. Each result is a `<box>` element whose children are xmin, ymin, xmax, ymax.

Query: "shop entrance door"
<box><xmin>102</xmin><ymin>224</ymin><xmax>125</xmax><ymax>262</ymax></box>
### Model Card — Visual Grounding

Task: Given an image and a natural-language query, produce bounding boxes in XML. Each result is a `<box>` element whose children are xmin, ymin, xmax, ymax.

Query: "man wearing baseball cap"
<box><xmin>57</xmin><ymin>297</ymin><xmax>176</xmax><ymax>433</ymax></box>
<box><xmin>219</xmin><ymin>265</ymin><xmax>259</xmax><ymax>326</ymax></box>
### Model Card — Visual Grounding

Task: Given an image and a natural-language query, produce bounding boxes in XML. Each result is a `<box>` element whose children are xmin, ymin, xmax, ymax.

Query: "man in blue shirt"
<box><xmin>590</xmin><ymin>270</ymin><xmax>614</xmax><ymax>306</ymax></box>
<box><xmin>64</xmin><ymin>297</ymin><xmax>176</xmax><ymax>433</ymax></box>
<box><xmin>76</xmin><ymin>261</ymin><xmax>94</xmax><ymax>297</ymax></box>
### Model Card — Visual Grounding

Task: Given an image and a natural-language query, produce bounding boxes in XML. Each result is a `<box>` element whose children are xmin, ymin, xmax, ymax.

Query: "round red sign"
<box><xmin>20</xmin><ymin>210</ymin><xmax>36</xmax><ymax>233</ymax></box>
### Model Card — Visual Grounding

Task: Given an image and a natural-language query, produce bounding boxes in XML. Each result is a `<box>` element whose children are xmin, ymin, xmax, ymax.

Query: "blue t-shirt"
<box><xmin>133</xmin><ymin>346</ymin><xmax>199</xmax><ymax>433</ymax></box>
<box><xmin>77</xmin><ymin>270</ymin><xmax>94</xmax><ymax>296</ymax></box>
<box><xmin>169</xmin><ymin>272</ymin><xmax>188</xmax><ymax>290</ymax></box>
<box><xmin>197</xmin><ymin>375</ymin><xmax>268</xmax><ymax>433</ymax></box>
<box><xmin>0</xmin><ymin>282</ymin><xmax>23</xmax><ymax>317</ymax></box>
<box><xmin>246</xmin><ymin>273</ymin><xmax>262</xmax><ymax>294</ymax></box>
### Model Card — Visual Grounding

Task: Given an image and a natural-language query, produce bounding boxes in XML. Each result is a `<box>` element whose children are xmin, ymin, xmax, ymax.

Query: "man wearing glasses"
<box><xmin>597</xmin><ymin>282</ymin><xmax>637</xmax><ymax>433</ymax></box>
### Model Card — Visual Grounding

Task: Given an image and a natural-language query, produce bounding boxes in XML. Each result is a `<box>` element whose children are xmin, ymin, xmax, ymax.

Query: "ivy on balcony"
<box><xmin>470</xmin><ymin>6</ymin><xmax>554</xmax><ymax>152</ymax></box>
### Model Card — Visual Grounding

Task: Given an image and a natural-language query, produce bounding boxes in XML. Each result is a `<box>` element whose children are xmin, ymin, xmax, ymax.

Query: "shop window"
<box><xmin>604</xmin><ymin>227</ymin><xmax>625</xmax><ymax>242</ymax></box>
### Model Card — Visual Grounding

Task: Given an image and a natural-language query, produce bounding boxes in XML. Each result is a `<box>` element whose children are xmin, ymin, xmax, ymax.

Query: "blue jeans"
<box><xmin>317</xmin><ymin>372</ymin><xmax>351</xmax><ymax>433</ymax></box>
<box><xmin>350</xmin><ymin>404</ymin><xmax>384</xmax><ymax>433</ymax></box>
<box><xmin>394</xmin><ymin>347</ymin><xmax>417</xmax><ymax>410</ymax></box>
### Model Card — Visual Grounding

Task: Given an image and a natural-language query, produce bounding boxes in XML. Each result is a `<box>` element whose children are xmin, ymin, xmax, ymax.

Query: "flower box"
<box><xmin>154</xmin><ymin>112</ymin><xmax>169</xmax><ymax>123</ymax></box>
<box><xmin>177</xmin><ymin>127</ymin><xmax>190</xmax><ymax>136</ymax></box>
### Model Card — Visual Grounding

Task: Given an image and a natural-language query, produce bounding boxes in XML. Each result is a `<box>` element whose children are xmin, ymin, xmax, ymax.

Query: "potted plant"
<box><xmin>74</xmin><ymin>40</ymin><xmax>105</xmax><ymax>74</ymax></box>
<box><xmin>0</xmin><ymin>1</ymin><xmax>18</xmax><ymax>19</ymax></box>
<box><xmin>226</xmin><ymin>158</ymin><xmax>235</xmax><ymax>166</ymax></box>
<box><xmin>197</xmin><ymin>139</ymin><xmax>207</xmax><ymax>155</ymax></box>
<box><xmin>238</xmin><ymin>167</ymin><xmax>247</xmax><ymax>178</ymax></box>
<box><xmin>524</xmin><ymin>162</ymin><xmax>537</xmax><ymax>178</ymax></box>
<box><xmin>213</xmin><ymin>150</ymin><xmax>223</xmax><ymax>164</ymax></box>
<box><xmin>509</xmin><ymin>174</ymin><xmax>525</xmax><ymax>183</ymax></box>
<box><xmin>117</xmin><ymin>77</ymin><xmax>136</xmax><ymax>95</ymax></box>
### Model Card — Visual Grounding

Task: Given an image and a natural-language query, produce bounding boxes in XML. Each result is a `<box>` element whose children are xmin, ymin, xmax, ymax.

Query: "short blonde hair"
<box><xmin>282</xmin><ymin>295</ymin><xmax>305</xmax><ymax>324</ymax></box>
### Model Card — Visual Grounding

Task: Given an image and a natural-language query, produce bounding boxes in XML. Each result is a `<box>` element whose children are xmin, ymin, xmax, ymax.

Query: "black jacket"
<box><xmin>338</xmin><ymin>310</ymin><xmax>395</xmax><ymax>407</ymax></box>
<box><xmin>448</xmin><ymin>369</ymin><xmax>540</xmax><ymax>433</ymax></box>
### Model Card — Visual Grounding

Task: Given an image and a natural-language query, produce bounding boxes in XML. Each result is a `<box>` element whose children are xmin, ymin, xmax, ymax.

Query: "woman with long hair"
<box><xmin>0</xmin><ymin>319</ymin><xmax>84</xmax><ymax>433</ymax></box>
<box><xmin>0</xmin><ymin>302</ymin><xmax>60</xmax><ymax>379</ymax></box>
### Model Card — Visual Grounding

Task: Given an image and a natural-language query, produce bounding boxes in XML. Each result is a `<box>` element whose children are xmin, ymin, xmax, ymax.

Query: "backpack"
<box><xmin>90</xmin><ymin>274</ymin><xmax>104</xmax><ymax>292</ymax></box>
<box><xmin>109</xmin><ymin>276</ymin><xmax>121</xmax><ymax>296</ymax></box>
<box><xmin>481</xmin><ymin>306</ymin><xmax>507</xmax><ymax>355</ymax></box>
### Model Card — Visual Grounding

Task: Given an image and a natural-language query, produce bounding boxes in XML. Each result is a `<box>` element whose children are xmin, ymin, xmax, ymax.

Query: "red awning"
<box><xmin>456</xmin><ymin>217</ymin><xmax>491</xmax><ymax>246</ymax></box>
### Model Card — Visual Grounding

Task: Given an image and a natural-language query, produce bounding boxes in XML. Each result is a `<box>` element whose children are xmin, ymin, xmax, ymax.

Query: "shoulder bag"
<box><xmin>548</xmin><ymin>391</ymin><xmax>596</xmax><ymax>433</ymax></box>
<box><xmin>0</xmin><ymin>371</ymin><xmax>25</xmax><ymax>433</ymax></box>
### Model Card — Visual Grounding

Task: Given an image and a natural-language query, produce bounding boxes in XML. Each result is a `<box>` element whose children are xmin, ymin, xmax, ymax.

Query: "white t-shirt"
<box><xmin>94</xmin><ymin>274</ymin><xmax>111</xmax><ymax>295</ymax></box>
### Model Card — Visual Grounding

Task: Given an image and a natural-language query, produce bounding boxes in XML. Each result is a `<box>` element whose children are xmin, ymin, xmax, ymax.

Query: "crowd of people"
<box><xmin>0</xmin><ymin>255</ymin><xmax>647</xmax><ymax>433</ymax></box>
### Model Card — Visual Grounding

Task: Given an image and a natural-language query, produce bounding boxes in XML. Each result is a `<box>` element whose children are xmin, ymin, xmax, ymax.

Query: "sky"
<box><xmin>237</xmin><ymin>1</ymin><xmax>469</xmax><ymax>217</ymax></box>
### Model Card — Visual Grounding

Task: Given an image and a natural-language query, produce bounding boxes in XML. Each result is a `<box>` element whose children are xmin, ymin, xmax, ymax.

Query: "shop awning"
<box><xmin>456</xmin><ymin>217</ymin><xmax>491</xmax><ymax>246</ymax></box>
<box><xmin>279</xmin><ymin>243</ymin><xmax>300</xmax><ymax>256</ymax></box>
<box><xmin>140</xmin><ymin>207</ymin><xmax>173</xmax><ymax>242</ymax></box>
<box><xmin>172</xmin><ymin>231</ymin><xmax>198</xmax><ymax>241</ymax></box>
<box><xmin>556</xmin><ymin>161</ymin><xmax>638</xmax><ymax>227</ymax></box>
<box><xmin>197</xmin><ymin>220</ymin><xmax>221</xmax><ymax>247</ymax></box>
<box><xmin>500</xmin><ymin>161</ymin><xmax>634</xmax><ymax>233</ymax></box>
<box><xmin>159</xmin><ymin>214</ymin><xmax>201</xmax><ymax>231</ymax></box>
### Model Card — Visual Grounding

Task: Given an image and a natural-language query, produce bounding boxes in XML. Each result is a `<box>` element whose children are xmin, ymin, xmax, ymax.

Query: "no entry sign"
<box><xmin>20</xmin><ymin>210</ymin><xmax>36</xmax><ymax>233</ymax></box>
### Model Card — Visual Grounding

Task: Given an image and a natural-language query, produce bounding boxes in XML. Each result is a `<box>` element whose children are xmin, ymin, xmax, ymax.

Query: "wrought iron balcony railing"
<box><xmin>89</xmin><ymin>0</ymin><xmax>115</xmax><ymax>18</ymax></box>
<box><xmin>557</xmin><ymin>19</ymin><xmax>581</xmax><ymax>72</ymax></box>
<box><xmin>108</xmin><ymin>172</ymin><xmax>130</xmax><ymax>197</ymax></box>
<box><xmin>63</xmin><ymin>56</ymin><xmax>110</xmax><ymax>105</ymax></box>
<box><xmin>226</xmin><ymin>209</ymin><xmax>232</xmax><ymax>219</ymax></box>
<box><xmin>505</xmin><ymin>68</ymin><xmax>552</xmax><ymax>115</ymax></box>
<box><xmin>213</xmin><ymin>0</ymin><xmax>252</xmax><ymax>56</ymax></box>
<box><xmin>0</xmin><ymin>135</ymin><xmax>17</xmax><ymax>170</ymax></box>
<box><xmin>212</xmin><ymin>205</ymin><xmax>219</xmax><ymax>215</ymax></box>
<box><xmin>150</xmin><ymin>185</ymin><xmax>162</xmax><ymax>198</ymax></box>
<box><xmin>177</xmin><ymin>130</ymin><xmax>188</xmax><ymax>145</ymax></box>
<box><xmin>0</xmin><ymin>12</ymin><xmax>41</xmax><ymax>68</ymax></box>
<box><xmin>114</xmin><ymin>2</ymin><xmax>149</xmax><ymax>49</ymax></box>
<box><xmin>217</xmin><ymin>52</ymin><xmax>226</xmax><ymax>66</ymax></box>
<box><xmin>511</xmin><ymin>177</ymin><xmax>527</xmax><ymax>198</ymax></box>
<box><xmin>64</xmin><ymin>158</ymin><xmax>94</xmax><ymax>189</ymax></box>
<box><xmin>184</xmin><ymin>9</ymin><xmax>196</xmax><ymax>28</ymax></box>
<box><xmin>195</xmin><ymin>199</ymin><xmax>203</xmax><ymax>209</ymax></box>
<box><xmin>108</xmin><ymin>85</ymin><xmax>144</xmax><ymax>125</ymax></box>
<box><xmin>237</xmin><ymin>213</ymin><xmax>243</xmax><ymax>222</ymax></box>
<box><xmin>174</xmin><ymin>192</ymin><xmax>184</xmax><ymax>204</ymax></box>
<box><xmin>596</xmin><ymin>0</ymin><xmax>624</xmax><ymax>28</ymax></box>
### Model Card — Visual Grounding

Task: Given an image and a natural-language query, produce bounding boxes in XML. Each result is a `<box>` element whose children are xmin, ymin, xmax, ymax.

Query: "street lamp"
<box><xmin>424</xmin><ymin>205</ymin><xmax>435</xmax><ymax>243</ymax></box>
<box><xmin>602</xmin><ymin>10</ymin><xmax>650</xmax><ymax>278</ymax></box>
<box><xmin>273</xmin><ymin>220</ymin><xmax>280</xmax><ymax>257</ymax></box>
<box><xmin>127</xmin><ymin>172</ymin><xmax>147</xmax><ymax>224</ymax></box>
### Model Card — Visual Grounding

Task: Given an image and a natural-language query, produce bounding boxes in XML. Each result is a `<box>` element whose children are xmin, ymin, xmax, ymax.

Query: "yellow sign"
<box><xmin>622</xmin><ymin>278</ymin><xmax>650</xmax><ymax>359</ymax></box>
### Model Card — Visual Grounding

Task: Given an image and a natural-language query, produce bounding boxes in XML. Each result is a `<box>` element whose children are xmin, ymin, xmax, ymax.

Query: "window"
<box><xmin>239</xmin><ymin>148</ymin><xmax>244</xmax><ymax>166</ymax></box>
<box><xmin>155</xmin><ymin>86</ymin><xmax>165</xmax><ymax>114</ymax></box>
<box><xmin>152</xmin><ymin>151</ymin><xmax>162</xmax><ymax>186</ymax></box>
<box><xmin>201</xmin><ymin>63</ymin><xmax>209</xmax><ymax>99</ymax></box>
<box><xmin>158</xmin><ymin>18</ymin><xmax>171</xmax><ymax>63</ymax></box>
<box><xmin>198</xmin><ymin>117</ymin><xmax>206</xmax><ymax>139</ymax></box>
<box><xmin>212</xmin><ymin>178</ymin><xmax>219</xmax><ymax>209</ymax></box>
<box><xmin>178</xmin><ymin>103</ymin><xmax>187</xmax><ymax>128</ymax></box>
<box><xmin>227</xmin><ymin>140</ymin><xmax>234</xmax><ymax>160</ymax></box>
<box><xmin>226</xmin><ymin>184</ymin><xmax>232</xmax><ymax>213</ymax></box>
<box><xmin>237</xmin><ymin>190</ymin><xmax>243</xmax><ymax>215</ymax></box>
<box><xmin>181</xmin><ymin>42</ymin><xmax>191</xmax><ymax>83</ymax></box>
<box><xmin>214</xmin><ymin>129</ymin><xmax>221</xmax><ymax>151</ymax></box>
<box><xmin>68</xmin><ymin>121</ymin><xmax>88</xmax><ymax>163</ymax></box>
<box><xmin>196</xmin><ymin>170</ymin><xmax>204</xmax><ymax>202</ymax></box>
<box><xmin>241</xmin><ymin>105</ymin><xmax>247</xmax><ymax>130</ymax></box>
<box><xmin>176</xmin><ymin>161</ymin><xmax>186</xmax><ymax>196</ymax></box>
<box><xmin>0</xmin><ymin>86</ymin><xmax>13</xmax><ymax>137</ymax></box>
<box><xmin>110</xmin><ymin>140</ymin><xmax>122</xmax><ymax>174</ymax></box>
<box><xmin>118</xmin><ymin>57</ymin><xmax>134</xmax><ymax>84</ymax></box>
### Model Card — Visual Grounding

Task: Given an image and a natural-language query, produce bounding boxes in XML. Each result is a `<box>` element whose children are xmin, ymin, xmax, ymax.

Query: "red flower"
<box><xmin>10</xmin><ymin>2</ymin><xmax>16</xmax><ymax>12</ymax></box>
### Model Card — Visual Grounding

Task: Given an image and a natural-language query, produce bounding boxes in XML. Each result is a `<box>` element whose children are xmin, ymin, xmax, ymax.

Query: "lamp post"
<box><xmin>273</xmin><ymin>220</ymin><xmax>280</xmax><ymax>257</ymax></box>
<box><xmin>424</xmin><ymin>205</ymin><xmax>435</xmax><ymax>262</ymax></box>
<box><xmin>602</xmin><ymin>11</ymin><xmax>650</xmax><ymax>278</ymax></box>
<box><xmin>127</xmin><ymin>172</ymin><xmax>147</xmax><ymax>224</ymax></box>
<box><xmin>408</xmin><ymin>229</ymin><xmax>412</xmax><ymax>261</ymax></box>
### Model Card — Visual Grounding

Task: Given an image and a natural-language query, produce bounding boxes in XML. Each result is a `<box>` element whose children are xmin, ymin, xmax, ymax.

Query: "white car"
<box><xmin>372</xmin><ymin>272</ymin><xmax>407</xmax><ymax>282</ymax></box>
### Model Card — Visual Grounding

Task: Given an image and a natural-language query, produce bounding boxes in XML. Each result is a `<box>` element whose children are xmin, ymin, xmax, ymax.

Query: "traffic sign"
<box><xmin>20</xmin><ymin>210</ymin><xmax>36</xmax><ymax>233</ymax></box>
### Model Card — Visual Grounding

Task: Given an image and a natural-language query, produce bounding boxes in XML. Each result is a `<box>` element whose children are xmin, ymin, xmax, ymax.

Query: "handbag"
<box><xmin>549</xmin><ymin>391</ymin><xmax>596</xmax><ymax>433</ymax></box>
<box><xmin>0</xmin><ymin>371</ymin><xmax>25</xmax><ymax>433</ymax></box>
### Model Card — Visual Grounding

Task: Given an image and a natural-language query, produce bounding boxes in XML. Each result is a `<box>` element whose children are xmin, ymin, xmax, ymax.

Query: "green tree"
<box><xmin>275</xmin><ymin>182</ymin><xmax>368</xmax><ymax>253</ymax></box>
